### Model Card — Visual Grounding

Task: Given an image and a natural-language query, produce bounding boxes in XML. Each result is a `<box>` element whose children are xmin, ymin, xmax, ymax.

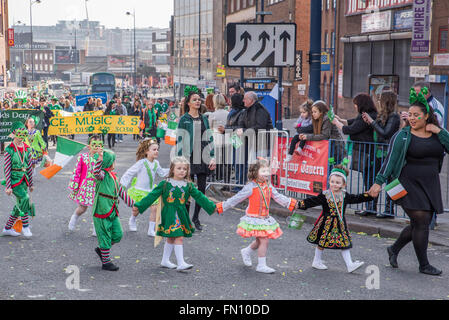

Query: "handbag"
<box><xmin>385</xmin><ymin>178</ymin><xmax>407</xmax><ymax>201</ymax></box>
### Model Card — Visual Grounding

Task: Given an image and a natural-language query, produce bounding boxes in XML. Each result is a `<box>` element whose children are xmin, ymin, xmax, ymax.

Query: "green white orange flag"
<box><xmin>40</xmin><ymin>136</ymin><xmax>86</xmax><ymax>179</ymax></box>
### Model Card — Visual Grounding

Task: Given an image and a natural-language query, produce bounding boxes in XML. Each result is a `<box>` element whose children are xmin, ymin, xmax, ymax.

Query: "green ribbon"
<box><xmin>409</xmin><ymin>87</ymin><xmax>430</xmax><ymax>114</ymax></box>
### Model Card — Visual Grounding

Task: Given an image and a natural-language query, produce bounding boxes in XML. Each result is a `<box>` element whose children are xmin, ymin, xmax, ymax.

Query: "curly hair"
<box><xmin>299</xmin><ymin>99</ymin><xmax>313</xmax><ymax>117</ymax></box>
<box><xmin>247</xmin><ymin>158</ymin><xmax>270</xmax><ymax>181</ymax></box>
<box><xmin>136</xmin><ymin>138</ymin><xmax>159</xmax><ymax>161</ymax></box>
<box><xmin>183</xmin><ymin>91</ymin><xmax>201</xmax><ymax>114</ymax></box>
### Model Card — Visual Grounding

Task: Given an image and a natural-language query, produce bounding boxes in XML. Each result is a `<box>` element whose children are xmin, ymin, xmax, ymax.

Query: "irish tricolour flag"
<box><xmin>385</xmin><ymin>179</ymin><xmax>408</xmax><ymax>201</ymax></box>
<box><xmin>40</xmin><ymin>136</ymin><xmax>86</xmax><ymax>179</ymax></box>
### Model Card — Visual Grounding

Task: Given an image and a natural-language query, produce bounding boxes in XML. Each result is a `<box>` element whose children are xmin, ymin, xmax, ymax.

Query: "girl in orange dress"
<box><xmin>216</xmin><ymin>159</ymin><xmax>297</xmax><ymax>273</ymax></box>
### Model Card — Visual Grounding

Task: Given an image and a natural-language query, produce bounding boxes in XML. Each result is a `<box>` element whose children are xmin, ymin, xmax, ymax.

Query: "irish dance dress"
<box><xmin>297</xmin><ymin>190</ymin><xmax>373</xmax><ymax>249</ymax></box>
<box><xmin>134</xmin><ymin>178</ymin><xmax>216</xmax><ymax>238</ymax></box>
<box><xmin>216</xmin><ymin>181</ymin><xmax>297</xmax><ymax>239</ymax></box>
<box><xmin>27</xmin><ymin>129</ymin><xmax>46</xmax><ymax>165</ymax></box>
<box><xmin>68</xmin><ymin>152</ymin><xmax>97</xmax><ymax>207</ymax></box>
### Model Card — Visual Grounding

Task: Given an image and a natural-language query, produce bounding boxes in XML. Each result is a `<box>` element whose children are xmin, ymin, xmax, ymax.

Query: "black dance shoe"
<box><xmin>387</xmin><ymin>246</ymin><xmax>398</xmax><ymax>268</ymax></box>
<box><xmin>193</xmin><ymin>219</ymin><xmax>202</xmax><ymax>231</ymax></box>
<box><xmin>419</xmin><ymin>264</ymin><xmax>442</xmax><ymax>276</ymax></box>
<box><xmin>102</xmin><ymin>262</ymin><xmax>119</xmax><ymax>271</ymax></box>
<box><xmin>355</xmin><ymin>210</ymin><xmax>376</xmax><ymax>217</ymax></box>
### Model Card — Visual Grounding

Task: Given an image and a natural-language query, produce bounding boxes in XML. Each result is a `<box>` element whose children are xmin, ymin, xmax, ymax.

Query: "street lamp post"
<box><xmin>30</xmin><ymin>0</ymin><xmax>41</xmax><ymax>82</ymax></box>
<box><xmin>126</xmin><ymin>10</ymin><xmax>137</xmax><ymax>94</ymax></box>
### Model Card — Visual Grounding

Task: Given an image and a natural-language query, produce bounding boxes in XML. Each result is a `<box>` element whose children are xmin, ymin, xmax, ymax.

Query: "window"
<box><xmin>324</xmin><ymin>31</ymin><xmax>328</xmax><ymax>50</ymax></box>
<box><xmin>439</xmin><ymin>27</ymin><xmax>448</xmax><ymax>52</ymax></box>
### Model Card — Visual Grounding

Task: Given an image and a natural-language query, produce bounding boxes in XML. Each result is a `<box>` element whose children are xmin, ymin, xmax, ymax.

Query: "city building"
<box><xmin>1</xmin><ymin>0</ymin><xmax>9</xmax><ymax>88</ymax></box>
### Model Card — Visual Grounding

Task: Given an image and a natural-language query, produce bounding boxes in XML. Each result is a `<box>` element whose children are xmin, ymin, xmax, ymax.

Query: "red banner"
<box><xmin>273</xmin><ymin>137</ymin><xmax>329</xmax><ymax>196</ymax></box>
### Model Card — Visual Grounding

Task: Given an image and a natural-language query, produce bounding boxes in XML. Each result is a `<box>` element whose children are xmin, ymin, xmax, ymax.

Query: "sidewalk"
<box><xmin>207</xmin><ymin>186</ymin><xmax>449</xmax><ymax>248</ymax></box>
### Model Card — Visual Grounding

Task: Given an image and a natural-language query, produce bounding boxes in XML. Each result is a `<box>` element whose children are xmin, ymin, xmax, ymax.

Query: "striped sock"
<box><xmin>21</xmin><ymin>214</ymin><xmax>30</xmax><ymax>228</ymax></box>
<box><xmin>5</xmin><ymin>215</ymin><xmax>17</xmax><ymax>230</ymax></box>
<box><xmin>99</xmin><ymin>248</ymin><xmax>111</xmax><ymax>264</ymax></box>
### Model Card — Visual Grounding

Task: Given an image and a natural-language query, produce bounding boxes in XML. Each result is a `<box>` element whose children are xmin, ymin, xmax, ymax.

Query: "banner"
<box><xmin>75</xmin><ymin>93</ymin><xmax>108</xmax><ymax>107</ymax></box>
<box><xmin>0</xmin><ymin>109</ymin><xmax>44</xmax><ymax>142</ymax></box>
<box><xmin>411</xmin><ymin>0</ymin><xmax>431</xmax><ymax>58</ymax></box>
<box><xmin>274</xmin><ymin>137</ymin><xmax>329</xmax><ymax>196</ymax></box>
<box><xmin>48</xmin><ymin>115</ymin><xmax>140</xmax><ymax>135</ymax></box>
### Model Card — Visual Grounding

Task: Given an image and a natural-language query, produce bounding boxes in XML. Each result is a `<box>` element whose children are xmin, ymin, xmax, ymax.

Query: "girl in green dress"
<box><xmin>133</xmin><ymin>156</ymin><xmax>217</xmax><ymax>271</ymax></box>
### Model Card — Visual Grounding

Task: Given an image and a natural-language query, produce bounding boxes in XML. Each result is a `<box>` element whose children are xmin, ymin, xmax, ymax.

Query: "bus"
<box><xmin>47</xmin><ymin>80</ymin><xmax>66</xmax><ymax>98</ymax></box>
<box><xmin>91</xmin><ymin>72</ymin><xmax>115</xmax><ymax>98</ymax></box>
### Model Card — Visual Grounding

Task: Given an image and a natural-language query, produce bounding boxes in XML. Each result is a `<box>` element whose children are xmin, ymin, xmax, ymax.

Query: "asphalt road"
<box><xmin>1</xmin><ymin>135</ymin><xmax>449</xmax><ymax>301</ymax></box>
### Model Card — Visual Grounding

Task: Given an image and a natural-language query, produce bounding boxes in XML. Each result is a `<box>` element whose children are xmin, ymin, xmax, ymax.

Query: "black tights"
<box><xmin>391</xmin><ymin>208</ymin><xmax>433</xmax><ymax>267</ymax></box>
<box><xmin>186</xmin><ymin>173</ymin><xmax>208</xmax><ymax>222</ymax></box>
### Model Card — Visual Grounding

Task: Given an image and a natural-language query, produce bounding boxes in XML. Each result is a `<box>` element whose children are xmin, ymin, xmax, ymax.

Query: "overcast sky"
<box><xmin>9</xmin><ymin>0</ymin><xmax>174</xmax><ymax>29</ymax></box>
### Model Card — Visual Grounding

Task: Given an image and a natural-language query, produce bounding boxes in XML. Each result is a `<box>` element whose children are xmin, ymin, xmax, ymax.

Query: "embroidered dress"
<box><xmin>134</xmin><ymin>178</ymin><xmax>216</xmax><ymax>238</ymax></box>
<box><xmin>297</xmin><ymin>190</ymin><xmax>373</xmax><ymax>249</ymax></box>
<box><xmin>68</xmin><ymin>152</ymin><xmax>97</xmax><ymax>207</ymax></box>
<box><xmin>26</xmin><ymin>129</ymin><xmax>46</xmax><ymax>165</ymax></box>
<box><xmin>120</xmin><ymin>159</ymin><xmax>169</xmax><ymax>205</ymax></box>
<box><xmin>217</xmin><ymin>181</ymin><xmax>297</xmax><ymax>239</ymax></box>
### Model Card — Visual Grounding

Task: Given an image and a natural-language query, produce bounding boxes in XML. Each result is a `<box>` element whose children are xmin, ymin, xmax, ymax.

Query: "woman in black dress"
<box><xmin>369</xmin><ymin>91</ymin><xmax>449</xmax><ymax>275</ymax></box>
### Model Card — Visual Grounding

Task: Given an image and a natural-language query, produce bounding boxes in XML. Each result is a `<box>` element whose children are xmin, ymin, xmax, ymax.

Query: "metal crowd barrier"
<box><xmin>206</xmin><ymin>133</ymin><xmax>449</xmax><ymax>218</ymax></box>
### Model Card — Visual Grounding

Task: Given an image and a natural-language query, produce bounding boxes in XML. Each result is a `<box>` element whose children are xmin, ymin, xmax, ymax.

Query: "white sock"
<box><xmin>130</xmin><ymin>215</ymin><xmax>136</xmax><ymax>222</ymax></box>
<box><xmin>257</xmin><ymin>256</ymin><xmax>267</xmax><ymax>267</ymax></box>
<box><xmin>149</xmin><ymin>221</ymin><xmax>156</xmax><ymax>232</ymax></box>
<box><xmin>174</xmin><ymin>244</ymin><xmax>186</xmax><ymax>266</ymax></box>
<box><xmin>341</xmin><ymin>249</ymin><xmax>353</xmax><ymax>267</ymax></box>
<box><xmin>162</xmin><ymin>242</ymin><xmax>174</xmax><ymax>264</ymax></box>
<box><xmin>314</xmin><ymin>247</ymin><xmax>324</xmax><ymax>263</ymax></box>
<box><xmin>244</xmin><ymin>245</ymin><xmax>257</xmax><ymax>255</ymax></box>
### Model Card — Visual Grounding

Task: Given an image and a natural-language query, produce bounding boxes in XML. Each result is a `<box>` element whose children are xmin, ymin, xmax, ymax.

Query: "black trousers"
<box><xmin>186</xmin><ymin>173</ymin><xmax>208</xmax><ymax>222</ymax></box>
<box><xmin>107</xmin><ymin>133</ymin><xmax>116</xmax><ymax>149</ymax></box>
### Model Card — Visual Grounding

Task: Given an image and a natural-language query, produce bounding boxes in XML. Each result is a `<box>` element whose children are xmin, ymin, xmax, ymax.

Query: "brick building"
<box><xmin>224</xmin><ymin>0</ymin><xmax>311</xmax><ymax>119</ymax></box>
<box><xmin>1</xmin><ymin>0</ymin><xmax>9</xmax><ymax>87</ymax></box>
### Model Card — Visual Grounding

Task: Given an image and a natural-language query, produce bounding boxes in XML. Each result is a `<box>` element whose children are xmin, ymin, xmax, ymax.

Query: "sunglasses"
<box><xmin>90</xmin><ymin>141</ymin><xmax>104</xmax><ymax>149</ymax></box>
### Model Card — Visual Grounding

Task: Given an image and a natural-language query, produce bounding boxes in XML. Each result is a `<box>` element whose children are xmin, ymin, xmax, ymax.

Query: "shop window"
<box><xmin>439</xmin><ymin>27</ymin><xmax>448</xmax><ymax>52</ymax></box>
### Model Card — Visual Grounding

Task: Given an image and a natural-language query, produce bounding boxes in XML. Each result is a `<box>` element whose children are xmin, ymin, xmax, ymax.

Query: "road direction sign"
<box><xmin>226</xmin><ymin>23</ymin><xmax>296</xmax><ymax>67</ymax></box>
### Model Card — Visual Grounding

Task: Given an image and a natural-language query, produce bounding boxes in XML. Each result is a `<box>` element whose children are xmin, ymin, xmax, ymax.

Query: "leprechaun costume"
<box><xmin>2</xmin><ymin>122</ymin><xmax>35</xmax><ymax>238</ymax></box>
<box><xmin>92</xmin><ymin>150</ymin><xmax>135</xmax><ymax>271</ymax></box>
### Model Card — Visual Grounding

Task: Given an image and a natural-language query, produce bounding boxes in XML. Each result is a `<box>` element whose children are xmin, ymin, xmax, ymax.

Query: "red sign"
<box><xmin>273</xmin><ymin>137</ymin><xmax>329</xmax><ymax>196</ymax></box>
<box><xmin>7</xmin><ymin>28</ymin><xmax>14</xmax><ymax>47</ymax></box>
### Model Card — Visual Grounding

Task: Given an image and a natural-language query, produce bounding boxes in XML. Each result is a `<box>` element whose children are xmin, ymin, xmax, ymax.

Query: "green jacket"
<box><xmin>375</xmin><ymin>126</ymin><xmax>449</xmax><ymax>185</ymax></box>
<box><xmin>176</xmin><ymin>113</ymin><xmax>215</xmax><ymax>158</ymax></box>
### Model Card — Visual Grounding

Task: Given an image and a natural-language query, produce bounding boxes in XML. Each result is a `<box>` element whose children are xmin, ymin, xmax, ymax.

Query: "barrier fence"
<box><xmin>206</xmin><ymin>131</ymin><xmax>449</xmax><ymax>217</ymax></box>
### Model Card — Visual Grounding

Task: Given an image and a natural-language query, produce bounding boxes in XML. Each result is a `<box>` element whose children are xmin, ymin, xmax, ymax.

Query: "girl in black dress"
<box><xmin>369</xmin><ymin>89</ymin><xmax>449</xmax><ymax>276</ymax></box>
<box><xmin>297</xmin><ymin>164</ymin><xmax>374</xmax><ymax>273</ymax></box>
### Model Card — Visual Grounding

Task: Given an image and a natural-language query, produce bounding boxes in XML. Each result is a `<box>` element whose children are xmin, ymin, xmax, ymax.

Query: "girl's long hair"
<box><xmin>378</xmin><ymin>91</ymin><xmax>397</xmax><ymax>126</ymax></box>
<box><xmin>311</xmin><ymin>101</ymin><xmax>329</xmax><ymax>135</ymax></box>
<box><xmin>167</xmin><ymin>156</ymin><xmax>192</xmax><ymax>182</ymax></box>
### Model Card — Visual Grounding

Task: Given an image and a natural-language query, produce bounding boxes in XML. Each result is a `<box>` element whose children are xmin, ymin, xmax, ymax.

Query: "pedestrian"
<box><xmin>35</xmin><ymin>97</ymin><xmax>54</xmax><ymax>149</ymax></box>
<box><xmin>412</xmin><ymin>81</ymin><xmax>445</xmax><ymax>127</ymax></box>
<box><xmin>64</xmin><ymin>99</ymin><xmax>74</xmax><ymax>113</ymax></box>
<box><xmin>368</xmin><ymin>88</ymin><xmax>449</xmax><ymax>276</ymax></box>
<box><xmin>176</xmin><ymin>87</ymin><xmax>216</xmax><ymax>231</ymax></box>
<box><xmin>2</xmin><ymin>122</ymin><xmax>34</xmax><ymax>238</ymax></box>
<box><xmin>209</xmin><ymin>94</ymin><xmax>230</xmax><ymax>184</ymax></box>
<box><xmin>361</xmin><ymin>91</ymin><xmax>400</xmax><ymax>218</ymax></box>
<box><xmin>298</xmin><ymin>100</ymin><xmax>344</xmax><ymax>161</ymax></box>
<box><xmin>25</xmin><ymin>117</ymin><xmax>47</xmax><ymax>171</ymax></box>
<box><xmin>94</xmin><ymin>98</ymin><xmax>105</xmax><ymax>112</ymax></box>
<box><xmin>48</xmin><ymin>97</ymin><xmax>61</xmax><ymax>146</ymax></box>
<box><xmin>286</xmin><ymin>99</ymin><xmax>313</xmax><ymax>162</ymax></box>
<box><xmin>120</xmin><ymin>138</ymin><xmax>169</xmax><ymax>236</ymax></box>
<box><xmin>204</xmin><ymin>93</ymin><xmax>215</xmax><ymax>118</ymax></box>
<box><xmin>332</xmin><ymin>93</ymin><xmax>378</xmax><ymax>216</ymax></box>
<box><xmin>216</xmin><ymin>158</ymin><xmax>298</xmax><ymax>273</ymax></box>
<box><xmin>296</xmin><ymin>162</ymin><xmax>374</xmax><ymax>272</ymax></box>
<box><xmin>105</xmin><ymin>100</ymin><xmax>117</xmax><ymax>149</ymax></box>
<box><xmin>115</xmin><ymin>97</ymin><xmax>127</xmax><ymax>143</ymax></box>
<box><xmin>67</xmin><ymin>135</ymin><xmax>104</xmax><ymax>235</ymax></box>
<box><xmin>132</xmin><ymin>156</ymin><xmax>218</xmax><ymax>271</ymax></box>
<box><xmin>92</xmin><ymin>150</ymin><xmax>135</xmax><ymax>271</ymax></box>
<box><xmin>84</xmin><ymin>97</ymin><xmax>95</xmax><ymax>112</ymax></box>
<box><xmin>141</xmin><ymin>99</ymin><xmax>158</xmax><ymax>140</ymax></box>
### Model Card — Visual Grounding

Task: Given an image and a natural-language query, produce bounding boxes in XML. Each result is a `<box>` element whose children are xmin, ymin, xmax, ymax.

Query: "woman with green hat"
<box><xmin>2</xmin><ymin>121</ymin><xmax>35</xmax><ymax>238</ymax></box>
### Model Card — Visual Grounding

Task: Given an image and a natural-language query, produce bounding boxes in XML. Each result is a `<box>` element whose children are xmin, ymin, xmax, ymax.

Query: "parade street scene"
<box><xmin>1</xmin><ymin>0</ymin><xmax>449</xmax><ymax>306</ymax></box>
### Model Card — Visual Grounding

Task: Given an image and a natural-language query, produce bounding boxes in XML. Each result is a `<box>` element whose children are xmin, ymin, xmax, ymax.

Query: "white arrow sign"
<box><xmin>227</xmin><ymin>23</ymin><xmax>296</xmax><ymax>67</ymax></box>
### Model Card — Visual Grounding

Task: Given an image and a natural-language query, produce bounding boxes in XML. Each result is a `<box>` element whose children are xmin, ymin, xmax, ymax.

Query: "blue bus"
<box><xmin>91</xmin><ymin>72</ymin><xmax>116</xmax><ymax>98</ymax></box>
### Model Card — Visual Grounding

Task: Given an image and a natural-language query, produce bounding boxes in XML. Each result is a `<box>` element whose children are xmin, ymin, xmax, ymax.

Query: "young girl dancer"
<box><xmin>25</xmin><ymin>117</ymin><xmax>47</xmax><ymax>170</ymax></box>
<box><xmin>68</xmin><ymin>135</ymin><xmax>103</xmax><ymax>233</ymax></box>
<box><xmin>216</xmin><ymin>158</ymin><xmax>298</xmax><ymax>274</ymax></box>
<box><xmin>296</xmin><ymin>163</ymin><xmax>373</xmax><ymax>273</ymax></box>
<box><xmin>132</xmin><ymin>156</ymin><xmax>217</xmax><ymax>271</ymax></box>
<box><xmin>120</xmin><ymin>138</ymin><xmax>169</xmax><ymax>235</ymax></box>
